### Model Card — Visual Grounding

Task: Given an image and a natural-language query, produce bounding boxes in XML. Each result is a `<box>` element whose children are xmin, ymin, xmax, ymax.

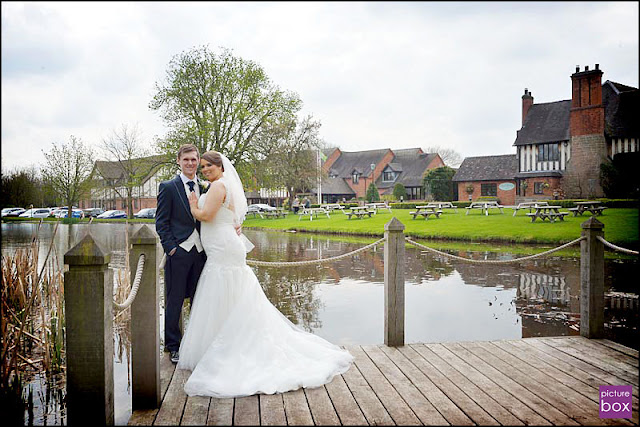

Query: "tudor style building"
<box><xmin>454</xmin><ymin>64</ymin><xmax>638</xmax><ymax>203</ymax></box>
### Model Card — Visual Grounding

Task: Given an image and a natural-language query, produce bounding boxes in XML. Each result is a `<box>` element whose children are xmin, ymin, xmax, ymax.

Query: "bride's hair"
<box><xmin>201</xmin><ymin>151</ymin><xmax>224</xmax><ymax>172</ymax></box>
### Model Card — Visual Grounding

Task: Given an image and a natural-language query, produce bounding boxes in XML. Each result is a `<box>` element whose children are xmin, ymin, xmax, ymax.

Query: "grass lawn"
<box><xmin>243</xmin><ymin>207</ymin><xmax>638</xmax><ymax>247</ymax></box>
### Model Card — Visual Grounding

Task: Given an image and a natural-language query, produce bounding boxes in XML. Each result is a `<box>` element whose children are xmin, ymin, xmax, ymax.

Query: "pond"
<box><xmin>1</xmin><ymin>221</ymin><xmax>637</xmax><ymax>425</ymax></box>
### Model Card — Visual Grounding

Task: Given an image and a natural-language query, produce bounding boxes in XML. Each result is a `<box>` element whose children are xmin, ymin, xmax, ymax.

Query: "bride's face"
<box><xmin>200</xmin><ymin>159</ymin><xmax>223</xmax><ymax>181</ymax></box>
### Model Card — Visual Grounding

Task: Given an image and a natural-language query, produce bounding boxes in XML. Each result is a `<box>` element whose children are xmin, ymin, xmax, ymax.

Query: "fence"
<box><xmin>63</xmin><ymin>217</ymin><xmax>636</xmax><ymax>424</ymax></box>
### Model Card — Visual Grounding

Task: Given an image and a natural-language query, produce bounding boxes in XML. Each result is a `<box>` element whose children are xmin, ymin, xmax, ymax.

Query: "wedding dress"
<box><xmin>177</xmin><ymin>181</ymin><xmax>353</xmax><ymax>398</ymax></box>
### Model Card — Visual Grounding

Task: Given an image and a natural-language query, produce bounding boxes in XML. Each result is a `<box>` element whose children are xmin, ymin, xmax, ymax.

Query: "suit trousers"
<box><xmin>164</xmin><ymin>246</ymin><xmax>207</xmax><ymax>352</ymax></box>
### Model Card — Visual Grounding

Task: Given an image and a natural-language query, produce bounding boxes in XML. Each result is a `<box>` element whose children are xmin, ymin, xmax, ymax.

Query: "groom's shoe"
<box><xmin>170</xmin><ymin>351</ymin><xmax>179</xmax><ymax>364</ymax></box>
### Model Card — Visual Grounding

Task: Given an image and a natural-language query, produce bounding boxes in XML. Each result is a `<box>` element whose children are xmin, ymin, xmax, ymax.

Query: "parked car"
<box><xmin>83</xmin><ymin>208</ymin><xmax>105</xmax><ymax>218</ymax></box>
<box><xmin>248</xmin><ymin>203</ymin><xmax>277</xmax><ymax>213</ymax></box>
<box><xmin>19</xmin><ymin>208</ymin><xmax>52</xmax><ymax>218</ymax></box>
<box><xmin>96</xmin><ymin>210</ymin><xmax>127</xmax><ymax>219</ymax></box>
<box><xmin>134</xmin><ymin>208</ymin><xmax>156</xmax><ymax>219</ymax></box>
<box><xmin>55</xmin><ymin>208</ymin><xmax>84</xmax><ymax>218</ymax></box>
<box><xmin>2</xmin><ymin>207</ymin><xmax>25</xmax><ymax>217</ymax></box>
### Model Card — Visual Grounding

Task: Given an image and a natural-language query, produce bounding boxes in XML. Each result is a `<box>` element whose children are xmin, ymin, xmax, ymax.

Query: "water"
<box><xmin>1</xmin><ymin>221</ymin><xmax>637</xmax><ymax>425</ymax></box>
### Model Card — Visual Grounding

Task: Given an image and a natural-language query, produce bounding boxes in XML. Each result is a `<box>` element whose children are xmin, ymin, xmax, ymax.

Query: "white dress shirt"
<box><xmin>178</xmin><ymin>173</ymin><xmax>203</xmax><ymax>253</ymax></box>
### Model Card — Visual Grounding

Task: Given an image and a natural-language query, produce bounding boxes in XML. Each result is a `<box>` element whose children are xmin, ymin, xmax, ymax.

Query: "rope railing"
<box><xmin>113</xmin><ymin>253</ymin><xmax>145</xmax><ymax>310</ymax></box>
<box><xmin>405</xmin><ymin>236</ymin><xmax>586</xmax><ymax>264</ymax></box>
<box><xmin>596</xmin><ymin>236</ymin><xmax>639</xmax><ymax>255</ymax></box>
<box><xmin>246</xmin><ymin>237</ymin><xmax>386</xmax><ymax>267</ymax></box>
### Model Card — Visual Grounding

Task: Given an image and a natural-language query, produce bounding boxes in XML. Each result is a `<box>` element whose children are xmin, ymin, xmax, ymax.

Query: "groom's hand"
<box><xmin>234</xmin><ymin>224</ymin><xmax>242</xmax><ymax>235</ymax></box>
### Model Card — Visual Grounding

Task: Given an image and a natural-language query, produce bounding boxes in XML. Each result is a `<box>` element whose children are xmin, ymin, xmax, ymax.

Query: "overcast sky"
<box><xmin>2</xmin><ymin>1</ymin><xmax>638</xmax><ymax>172</ymax></box>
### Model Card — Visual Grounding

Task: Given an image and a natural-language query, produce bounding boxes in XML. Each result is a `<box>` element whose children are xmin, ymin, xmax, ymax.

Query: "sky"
<box><xmin>1</xmin><ymin>1</ymin><xmax>638</xmax><ymax>173</ymax></box>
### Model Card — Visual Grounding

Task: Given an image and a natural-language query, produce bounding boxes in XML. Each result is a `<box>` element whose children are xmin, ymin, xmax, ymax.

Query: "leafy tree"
<box><xmin>96</xmin><ymin>123</ymin><xmax>162</xmax><ymax>218</ymax></box>
<box><xmin>423</xmin><ymin>145</ymin><xmax>463</xmax><ymax>168</ymax></box>
<box><xmin>392</xmin><ymin>183</ymin><xmax>407</xmax><ymax>200</ymax></box>
<box><xmin>150</xmin><ymin>45</ymin><xmax>302</xmax><ymax>182</ymax></box>
<box><xmin>41</xmin><ymin>135</ymin><xmax>94</xmax><ymax>218</ymax></box>
<box><xmin>0</xmin><ymin>166</ymin><xmax>59</xmax><ymax>208</ymax></box>
<box><xmin>365</xmin><ymin>182</ymin><xmax>380</xmax><ymax>202</ymax></box>
<box><xmin>600</xmin><ymin>152</ymin><xmax>640</xmax><ymax>199</ymax></box>
<box><xmin>423</xmin><ymin>166</ymin><xmax>456</xmax><ymax>201</ymax></box>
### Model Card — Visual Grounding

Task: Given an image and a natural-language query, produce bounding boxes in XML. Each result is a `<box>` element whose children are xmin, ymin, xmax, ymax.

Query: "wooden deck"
<box><xmin>128</xmin><ymin>336</ymin><xmax>639</xmax><ymax>426</ymax></box>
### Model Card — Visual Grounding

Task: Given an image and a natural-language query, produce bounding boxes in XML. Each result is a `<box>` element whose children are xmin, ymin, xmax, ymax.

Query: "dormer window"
<box><xmin>383</xmin><ymin>170</ymin><xmax>396</xmax><ymax>182</ymax></box>
<box><xmin>352</xmin><ymin>172</ymin><xmax>359</xmax><ymax>184</ymax></box>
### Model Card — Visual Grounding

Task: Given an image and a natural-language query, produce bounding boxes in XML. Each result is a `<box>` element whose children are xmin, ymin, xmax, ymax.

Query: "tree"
<box><xmin>252</xmin><ymin>115</ymin><xmax>325</xmax><ymax>197</ymax></box>
<box><xmin>392</xmin><ymin>183</ymin><xmax>408</xmax><ymax>201</ymax></box>
<box><xmin>423</xmin><ymin>166</ymin><xmax>457</xmax><ymax>201</ymax></box>
<box><xmin>97</xmin><ymin>123</ymin><xmax>161</xmax><ymax>218</ymax></box>
<box><xmin>42</xmin><ymin>136</ymin><xmax>94</xmax><ymax>218</ymax></box>
<box><xmin>423</xmin><ymin>145</ymin><xmax>463</xmax><ymax>168</ymax></box>
<box><xmin>0</xmin><ymin>166</ymin><xmax>58</xmax><ymax>208</ymax></box>
<box><xmin>150</xmin><ymin>45</ymin><xmax>302</xmax><ymax>182</ymax></box>
<box><xmin>600</xmin><ymin>152</ymin><xmax>640</xmax><ymax>199</ymax></box>
<box><xmin>365</xmin><ymin>182</ymin><xmax>380</xmax><ymax>202</ymax></box>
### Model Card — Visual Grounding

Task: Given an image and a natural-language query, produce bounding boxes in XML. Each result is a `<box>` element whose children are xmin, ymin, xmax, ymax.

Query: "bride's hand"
<box><xmin>188</xmin><ymin>191</ymin><xmax>198</xmax><ymax>212</ymax></box>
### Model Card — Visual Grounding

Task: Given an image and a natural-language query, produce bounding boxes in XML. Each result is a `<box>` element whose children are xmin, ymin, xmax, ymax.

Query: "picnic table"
<box><xmin>567</xmin><ymin>201</ymin><xmax>608</xmax><ymax>216</ymax></box>
<box><xmin>526</xmin><ymin>205</ymin><xmax>569</xmax><ymax>223</ymax></box>
<box><xmin>321</xmin><ymin>203</ymin><xmax>346</xmax><ymax>213</ymax></box>
<box><xmin>263</xmin><ymin>208</ymin><xmax>288</xmax><ymax>219</ymax></box>
<box><xmin>365</xmin><ymin>202</ymin><xmax>393</xmax><ymax>213</ymax></box>
<box><xmin>345</xmin><ymin>206</ymin><xmax>376</xmax><ymax>219</ymax></box>
<box><xmin>465</xmin><ymin>201</ymin><xmax>504</xmax><ymax>216</ymax></box>
<box><xmin>409</xmin><ymin>205</ymin><xmax>443</xmax><ymax>220</ymax></box>
<box><xmin>428</xmin><ymin>202</ymin><xmax>458</xmax><ymax>213</ymax></box>
<box><xmin>298</xmin><ymin>207</ymin><xmax>330</xmax><ymax>221</ymax></box>
<box><xmin>512</xmin><ymin>201</ymin><xmax>550</xmax><ymax>216</ymax></box>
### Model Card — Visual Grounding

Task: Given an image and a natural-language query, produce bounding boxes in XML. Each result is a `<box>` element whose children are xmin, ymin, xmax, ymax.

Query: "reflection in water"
<box><xmin>1</xmin><ymin>222</ymin><xmax>637</xmax><ymax>425</ymax></box>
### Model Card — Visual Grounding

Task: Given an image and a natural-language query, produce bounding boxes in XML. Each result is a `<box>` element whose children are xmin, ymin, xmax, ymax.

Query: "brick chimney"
<box><xmin>570</xmin><ymin>64</ymin><xmax>604</xmax><ymax>136</ymax></box>
<box><xmin>522</xmin><ymin>88</ymin><xmax>533</xmax><ymax>125</ymax></box>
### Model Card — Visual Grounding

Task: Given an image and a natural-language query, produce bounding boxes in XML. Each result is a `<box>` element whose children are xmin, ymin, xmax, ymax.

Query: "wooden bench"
<box><xmin>345</xmin><ymin>210</ymin><xmax>375</xmax><ymax>219</ymax></box>
<box><xmin>409</xmin><ymin>210</ymin><xmax>443</xmax><ymax>220</ymax></box>
<box><xmin>526</xmin><ymin>211</ymin><xmax>569</xmax><ymax>222</ymax></box>
<box><xmin>264</xmin><ymin>210</ymin><xmax>287</xmax><ymax>219</ymax></box>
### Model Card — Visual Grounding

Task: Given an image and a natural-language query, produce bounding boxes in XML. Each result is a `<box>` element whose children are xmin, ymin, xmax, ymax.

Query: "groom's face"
<box><xmin>177</xmin><ymin>150</ymin><xmax>199</xmax><ymax>179</ymax></box>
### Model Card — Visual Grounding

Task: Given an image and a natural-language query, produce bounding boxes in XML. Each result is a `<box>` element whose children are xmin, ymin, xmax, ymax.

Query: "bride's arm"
<box><xmin>189</xmin><ymin>181</ymin><xmax>225</xmax><ymax>222</ymax></box>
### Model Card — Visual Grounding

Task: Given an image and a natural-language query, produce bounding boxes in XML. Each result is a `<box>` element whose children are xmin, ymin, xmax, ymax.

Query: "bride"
<box><xmin>178</xmin><ymin>150</ymin><xmax>353</xmax><ymax>398</ymax></box>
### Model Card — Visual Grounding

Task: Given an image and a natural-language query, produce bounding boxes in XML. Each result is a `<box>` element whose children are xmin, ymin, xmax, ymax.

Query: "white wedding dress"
<box><xmin>177</xmin><ymin>189</ymin><xmax>353</xmax><ymax>398</ymax></box>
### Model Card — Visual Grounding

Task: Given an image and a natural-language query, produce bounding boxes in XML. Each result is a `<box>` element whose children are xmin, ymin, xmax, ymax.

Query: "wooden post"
<box><xmin>130</xmin><ymin>225</ymin><xmax>161</xmax><ymax>409</ymax></box>
<box><xmin>580</xmin><ymin>217</ymin><xmax>605</xmax><ymax>338</ymax></box>
<box><xmin>384</xmin><ymin>217</ymin><xmax>405</xmax><ymax>347</ymax></box>
<box><xmin>64</xmin><ymin>233</ymin><xmax>114</xmax><ymax>425</ymax></box>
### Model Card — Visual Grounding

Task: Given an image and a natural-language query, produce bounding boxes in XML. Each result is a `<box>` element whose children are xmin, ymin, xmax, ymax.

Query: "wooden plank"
<box><xmin>468</xmin><ymin>341</ymin><xmax>632</xmax><ymax>426</ymax></box>
<box><xmin>398</xmin><ymin>345</ymin><xmax>502</xmax><ymax>426</ymax></box>
<box><xmin>234</xmin><ymin>395</ymin><xmax>260</xmax><ymax>426</ymax></box>
<box><xmin>283</xmin><ymin>388</ymin><xmax>314</xmax><ymax>426</ymax></box>
<box><xmin>259</xmin><ymin>393</ymin><xmax>287</xmax><ymax>426</ymax></box>
<box><xmin>346</xmin><ymin>345</ymin><xmax>420</xmax><ymax>425</ymax></box>
<box><xmin>525</xmin><ymin>338</ymin><xmax>640</xmax><ymax>398</ymax></box>
<box><xmin>408</xmin><ymin>344</ymin><xmax>524</xmax><ymax>425</ymax></box>
<box><xmin>154</xmin><ymin>368</ymin><xmax>190</xmax><ymax>425</ymax></box>
<box><xmin>539</xmin><ymin>337</ymin><xmax>639</xmax><ymax>384</ymax></box>
<box><xmin>424</xmin><ymin>343</ymin><xmax>552</xmax><ymax>426</ymax></box>
<box><xmin>207</xmin><ymin>398</ymin><xmax>234</xmax><ymax>426</ymax></box>
<box><xmin>362</xmin><ymin>345</ymin><xmax>454</xmax><ymax>425</ymax></box>
<box><xmin>181</xmin><ymin>396</ymin><xmax>210</xmax><ymax>425</ymax></box>
<box><xmin>341</xmin><ymin>350</ymin><xmax>394</xmax><ymax>425</ymax></box>
<box><xmin>566</xmin><ymin>336</ymin><xmax>639</xmax><ymax>369</ymax></box>
<box><xmin>128</xmin><ymin>353</ymin><xmax>176</xmax><ymax>425</ymax></box>
<box><xmin>324</xmin><ymin>374</ymin><xmax>368</xmax><ymax>426</ymax></box>
<box><xmin>304</xmin><ymin>385</ymin><xmax>340</xmax><ymax>426</ymax></box>
<box><xmin>446</xmin><ymin>342</ymin><xmax>579</xmax><ymax>425</ymax></box>
<box><xmin>600</xmin><ymin>339</ymin><xmax>639</xmax><ymax>358</ymax></box>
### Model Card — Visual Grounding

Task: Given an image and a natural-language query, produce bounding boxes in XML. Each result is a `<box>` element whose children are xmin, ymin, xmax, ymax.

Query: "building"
<box><xmin>452</xmin><ymin>155</ymin><xmax>518</xmax><ymax>205</ymax></box>
<box><xmin>453</xmin><ymin>64</ymin><xmax>639</xmax><ymax>203</ymax></box>
<box><xmin>318</xmin><ymin>147</ymin><xmax>444</xmax><ymax>203</ymax></box>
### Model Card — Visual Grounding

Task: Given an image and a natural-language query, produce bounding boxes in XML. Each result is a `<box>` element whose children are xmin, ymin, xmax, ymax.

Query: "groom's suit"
<box><xmin>156</xmin><ymin>174</ymin><xmax>207</xmax><ymax>353</ymax></box>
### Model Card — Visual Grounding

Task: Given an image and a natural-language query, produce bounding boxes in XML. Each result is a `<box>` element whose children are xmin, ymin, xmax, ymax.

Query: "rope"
<box><xmin>114</xmin><ymin>254</ymin><xmax>145</xmax><ymax>310</ymax></box>
<box><xmin>597</xmin><ymin>236</ymin><xmax>639</xmax><ymax>255</ymax></box>
<box><xmin>246</xmin><ymin>237</ymin><xmax>386</xmax><ymax>267</ymax></box>
<box><xmin>405</xmin><ymin>236</ymin><xmax>586</xmax><ymax>264</ymax></box>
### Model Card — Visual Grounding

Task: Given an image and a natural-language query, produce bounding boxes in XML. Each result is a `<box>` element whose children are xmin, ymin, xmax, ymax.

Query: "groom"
<box><xmin>156</xmin><ymin>143</ymin><xmax>207</xmax><ymax>364</ymax></box>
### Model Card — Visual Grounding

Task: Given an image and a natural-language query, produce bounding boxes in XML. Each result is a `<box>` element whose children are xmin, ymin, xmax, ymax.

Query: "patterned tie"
<box><xmin>187</xmin><ymin>181</ymin><xmax>195</xmax><ymax>193</ymax></box>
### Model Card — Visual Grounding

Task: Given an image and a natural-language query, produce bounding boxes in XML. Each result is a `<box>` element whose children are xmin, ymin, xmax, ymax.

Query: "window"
<box><xmin>352</xmin><ymin>173</ymin><xmax>359</xmax><ymax>184</ymax></box>
<box><xmin>534</xmin><ymin>182</ymin><xmax>544</xmax><ymax>194</ymax></box>
<box><xmin>481</xmin><ymin>183</ymin><xmax>497</xmax><ymax>197</ymax></box>
<box><xmin>383</xmin><ymin>171</ymin><xmax>395</xmax><ymax>182</ymax></box>
<box><xmin>537</xmin><ymin>143</ymin><xmax>560</xmax><ymax>162</ymax></box>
